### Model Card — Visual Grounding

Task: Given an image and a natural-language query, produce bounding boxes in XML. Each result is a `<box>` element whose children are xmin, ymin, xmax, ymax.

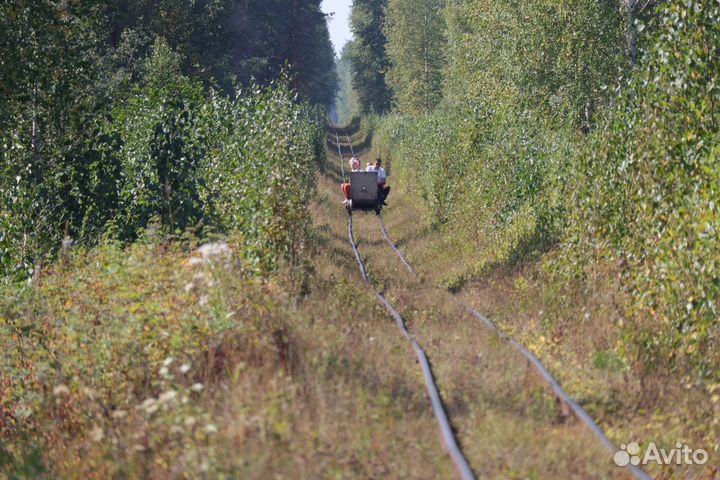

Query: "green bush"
<box><xmin>376</xmin><ymin>103</ymin><xmax>575</xmax><ymax>270</ymax></box>
<box><xmin>0</xmin><ymin>0</ymin><xmax>333</xmax><ymax>281</ymax></box>
<box><xmin>565</xmin><ymin>1</ymin><xmax>720</xmax><ymax>377</ymax></box>
<box><xmin>1</xmin><ymin>40</ymin><xmax>324</xmax><ymax>278</ymax></box>
<box><xmin>374</xmin><ymin>0</ymin><xmax>627</xmax><ymax>273</ymax></box>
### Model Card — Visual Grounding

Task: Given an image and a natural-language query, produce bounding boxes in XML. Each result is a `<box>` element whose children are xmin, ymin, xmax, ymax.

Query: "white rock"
<box><xmin>197</xmin><ymin>242</ymin><xmax>232</xmax><ymax>260</ymax></box>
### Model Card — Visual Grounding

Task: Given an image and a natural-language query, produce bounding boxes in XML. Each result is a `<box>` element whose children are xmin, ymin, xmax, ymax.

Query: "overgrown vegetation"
<box><xmin>0</xmin><ymin>0</ymin><xmax>333</xmax><ymax>279</ymax></box>
<box><xmin>566</xmin><ymin>2</ymin><xmax>720</xmax><ymax>377</ymax></box>
<box><xmin>0</xmin><ymin>231</ymin><xmax>445</xmax><ymax>478</ymax></box>
<box><xmin>355</xmin><ymin>0</ymin><xmax>720</xmax><ymax>459</ymax></box>
<box><xmin>374</xmin><ymin>0</ymin><xmax>628</xmax><ymax>263</ymax></box>
<box><xmin>3</xmin><ymin>0</ymin><xmax>719</xmax><ymax>474</ymax></box>
<box><xmin>1</xmin><ymin>2</ymin><xmax>334</xmax><ymax>471</ymax></box>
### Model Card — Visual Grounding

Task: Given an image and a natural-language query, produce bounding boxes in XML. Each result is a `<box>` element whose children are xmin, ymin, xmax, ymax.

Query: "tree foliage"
<box><xmin>102</xmin><ymin>0</ymin><xmax>338</xmax><ymax>104</ymax></box>
<box><xmin>376</xmin><ymin>0</ymin><xmax>720</xmax><ymax>383</ymax></box>
<box><xmin>443</xmin><ymin>0</ymin><xmax>626</xmax><ymax>128</ymax></box>
<box><xmin>332</xmin><ymin>43</ymin><xmax>361</xmax><ymax>125</ymax></box>
<box><xmin>377</xmin><ymin>0</ymin><xmax>627</xmax><ymax>249</ymax></box>
<box><xmin>0</xmin><ymin>0</ymin><xmax>332</xmax><ymax>278</ymax></box>
<box><xmin>346</xmin><ymin>0</ymin><xmax>393</xmax><ymax>114</ymax></box>
<box><xmin>568</xmin><ymin>0</ymin><xmax>720</xmax><ymax>375</ymax></box>
<box><xmin>384</xmin><ymin>0</ymin><xmax>446</xmax><ymax>115</ymax></box>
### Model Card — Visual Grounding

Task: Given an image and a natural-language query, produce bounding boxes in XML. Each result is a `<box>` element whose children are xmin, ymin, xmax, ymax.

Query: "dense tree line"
<box><xmin>0</xmin><ymin>0</ymin><xmax>335</xmax><ymax>278</ymax></box>
<box><xmin>1</xmin><ymin>1</ymin><xmax>336</xmax><ymax>112</ymax></box>
<box><xmin>573</xmin><ymin>2</ymin><xmax>720</xmax><ymax>375</ymax></box>
<box><xmin>364</xmin><ymin>0</ymin><xmax>720</xmax><ymax>393</ymax></box>
<box><xmin>345</xmin><ymin>0</ymin><xmax>393</xmax><ymax>114</ymax></box>
<box><xmin>332</xmin><ymin>43</ymin><xmax>361</xmax><ymax>125</ymax></box>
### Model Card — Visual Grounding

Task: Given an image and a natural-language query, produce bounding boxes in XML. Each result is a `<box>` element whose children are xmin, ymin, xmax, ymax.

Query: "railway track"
<box><xmin>335</xmin><ymin>128</ymin><xmax>474</xmax><ymax>479</ymax></box>
<box><xmin>347</xmin><ymin>213</ymin><xmax>475</xmax><ymax>480</ymax></box>
<box><xmin>333</xmin><ymin>129</ymin><xmax>357</xmax><ymax>183</ymax></box>
<box><xmin>346</xmin><ymin>133</ymin><xmax>355</xmax><ymax>157</ymax></box>
<box><xmin>332</xmin><ymin>130</ymin><xmax>651</xmax><ymax>480</ymax></box>
<box><xmin>376</xmin><ymin>213</ymin><xmax>653</xmax><ymax>480</ymax></box>
<box><xmin>334</xmin><ymin>131</ymin><xmax>346</xmax><ymax>181</ymax></box>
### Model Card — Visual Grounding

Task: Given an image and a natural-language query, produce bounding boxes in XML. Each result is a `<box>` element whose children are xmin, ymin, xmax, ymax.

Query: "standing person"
<box><xmin>341</xmin><ymin>157</ymin><xmax>361</xmax><ymax>204</ymax></box>
<box><xmin>373</xmin><ymin>158</ymin><xmax>389</xmax><ymax>205</ymax></box>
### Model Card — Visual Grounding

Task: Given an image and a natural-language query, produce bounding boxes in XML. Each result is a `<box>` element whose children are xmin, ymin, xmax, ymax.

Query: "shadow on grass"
<box><xmin>392</xmin><ymin>223</ymin><xmax>434</xmax><ymax>249</ymax></box>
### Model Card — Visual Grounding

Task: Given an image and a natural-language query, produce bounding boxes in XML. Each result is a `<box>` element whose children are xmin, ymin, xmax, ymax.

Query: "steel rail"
<box><xmin>376</xmin><ymin>215</ymin><xmax>653</xmax><ymax>480</ymax></box>
<box><xmin>334</xmin><ymin>130</ymin><xmax>346</xmax><ymax>182</ymax></box>
<box><xmin>377</xmin><ymin>216</ymin><xmax>415</xmax><ymax>275</ymax></box>
<box><xmin>346</xmin><ymin>134</ymin><xmax>356</xmax><ymax>157</ymax></box>
<box><xmin>347</xmin><ymin>215</ymin><xmax>475</xmax><ymax>480</ymax></box>
<box><xmin>334</xmin><ymin>133</ymin><xmax>474</xmax><ymax>479</ymax></box>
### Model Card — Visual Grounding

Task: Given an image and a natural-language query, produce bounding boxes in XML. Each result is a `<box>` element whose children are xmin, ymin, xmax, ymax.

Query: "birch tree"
<box><xmin>346</xmin><ymin>0</ymin><xmax>393</xmax><ymax>114</ymax></box>
<box><xmin>384</xmin><ymin>0</ymin><xmax>446</xmax><ymax>115</ymax></box>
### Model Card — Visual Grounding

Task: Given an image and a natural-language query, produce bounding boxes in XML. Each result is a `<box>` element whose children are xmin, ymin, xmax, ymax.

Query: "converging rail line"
<box><xmin>333</xmin><ymin>132</ymin><xmax>475</xmax><ymax>479</ymax></box>
<box><xmin>346</xmin><ymin>134</ymin><xmax>355</xmax><ymax>157</ymax></box>
<box><xmin>347</xmin><ymin>214</ymin><xmax>475</xmax><ymax>480</ymax></box>
<box><xmin>334</xmin><ymin>131</ymin><xmax>346</xmax><ymax>182</ymax></box>
<box><xmin>333</xmin><ymin>129</ymin><xmax>357</xmax><ymax>181</ymax></box>
<box><xmin>375</xmin><ymin>216</ymin><xmax>653</xmax><ymax>480</ymax></box>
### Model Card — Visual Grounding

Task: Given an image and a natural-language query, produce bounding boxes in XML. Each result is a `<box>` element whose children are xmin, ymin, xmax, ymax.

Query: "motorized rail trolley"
<box><xmin>346</xmin><ymin>171</ymin><xmax>383</xmax><ymax>215</ymax></box>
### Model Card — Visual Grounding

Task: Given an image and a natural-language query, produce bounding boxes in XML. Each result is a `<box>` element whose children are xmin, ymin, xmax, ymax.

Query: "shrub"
<box><xmin>1</xmin><ymin>40</ymin><xmax>324</xmax><ymax>278</ymax></box>
<box><xmin>566</xmin><ymin>1</ymin><xmax>720</xmax><ymax>377</ymax></box>
<box><xmin>374</xmin><ymin>0</ymin><xmax>627</xmax><ymax>273</ymax></box>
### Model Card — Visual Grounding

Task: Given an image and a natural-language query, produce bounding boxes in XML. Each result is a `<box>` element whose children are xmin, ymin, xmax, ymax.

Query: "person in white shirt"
<box><xmin>369</xmin><ymin>158</ymin><xmax>389</xmax><ymax>205</ymax></box>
